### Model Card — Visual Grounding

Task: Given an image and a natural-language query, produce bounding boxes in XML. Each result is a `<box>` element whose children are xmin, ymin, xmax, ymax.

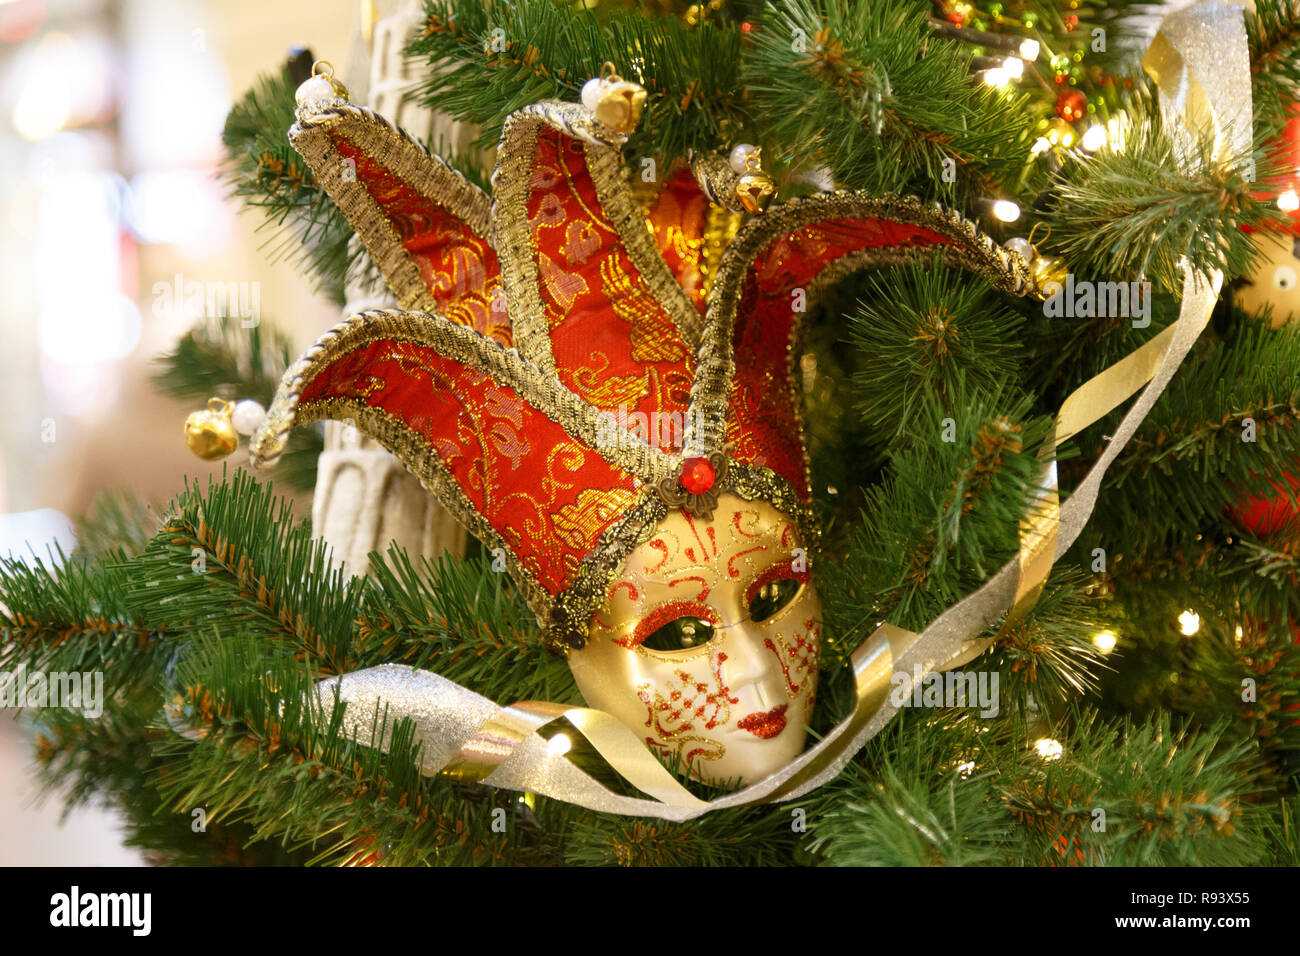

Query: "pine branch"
<box><xmin>1094</xmin><ymin>313</ymin><xmax>1300</xmax><ymax>540</ymax></box>
<box><xmin>152</xmin><ymin>315</ymin><xmax>322</xmax><ymax>492</ymax></box>
<box><xmin>743</xmin><ymin>0</ymin><xmax>1035</xmax><ymax>202</ymax></box>
<box><xmin>988</xmin><ymin>566</ymin><xmax>1110</xmax><ymax>717</ymax></box>
<box><xmin>0</xmin><ymin>549</ymin><xmax>159</xmax><ymax>679</ymax></box>
<box><xmin>158</xmin><ymin>631</ymin><xmax>568</xmax><ymax>866</ymax></box>
<box><xmin>819</xmin><ymin>387</ymin><xmax>1051</xmax><ymax>639</ymax></box>
<box><xmin>406</xmin><ymin>0</ymin><xmax>746</xmax><ymax>167</ymax></box>
<box><xmin>1248</xmin><ymin>0</ymin><xmax>1300</xmax><ymax>138</ymax></box>
<box><xmin>1039</xmin><ymin>103</ymin><xmax>1281</xmax><ymax>293</ymax></box>
<box><xmin>847</xmin><ymin>264</ymin><xmax>1029</xmax><ymax>443</ymax></box>
<box><xmin>121</xmin><ymin>470</ymin><xmax>363</xmax><ymax>677</ymax></box>
<box><xmin>221</xmin><ymin>65</ymin><xmax>367</xmax><ymax>304</ymax></box>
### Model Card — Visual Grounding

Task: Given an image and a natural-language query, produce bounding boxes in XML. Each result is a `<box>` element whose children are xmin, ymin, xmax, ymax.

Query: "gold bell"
<box><xmin>737</xmin><ymin>173</ymin><xmax>776</xmax><ymax>214</ymax></box>
<box><xmin>582</xmin><ymin>62</ymin><xmax>646</xmax><ymax>134</ymax></box>
<box><xmin>735</xmin><ymin>148</ymin><xmax>775</xmax><ymax>214</ymax></box>
<box><xmin>1031</xmin><ymin>255</ymin><xmax>1069</xmax><ymax>294</ymax></box>
<box><xmin>184</xmin><ymin>398</ymin><xmax>239</xmax><ymax>461</ymax></box>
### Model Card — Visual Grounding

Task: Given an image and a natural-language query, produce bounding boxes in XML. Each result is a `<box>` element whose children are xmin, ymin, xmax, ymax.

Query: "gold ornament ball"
<box><xmin>184</xmin><ymin>399</ymin><xmax>239</xmax><ymax>461</ymax></box>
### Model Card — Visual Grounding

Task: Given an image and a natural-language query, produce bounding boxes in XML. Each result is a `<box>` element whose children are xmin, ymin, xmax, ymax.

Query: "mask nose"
<box><xmin>718</xmin><ymin>624</ymin><xmax>781</xmax><ymax>708</ymax></box>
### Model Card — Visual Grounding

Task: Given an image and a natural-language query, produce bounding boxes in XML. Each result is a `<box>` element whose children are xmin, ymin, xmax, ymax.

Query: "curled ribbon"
<box><xmin>282</xmin><ymin>3</ymin><xmax>1248</xmax><ymax>818</ymax></box>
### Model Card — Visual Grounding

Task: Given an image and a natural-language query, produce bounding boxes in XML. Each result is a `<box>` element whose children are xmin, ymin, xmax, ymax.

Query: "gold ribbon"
<box><xmin>997</xmin><ymin>0</ymin><xmax>1251</xmax><ymax>634</ymax></box>
<box><xmin>298</xmin><ymin>3</ymin><xmax>1246</xmax><ymax>819</ymax></box>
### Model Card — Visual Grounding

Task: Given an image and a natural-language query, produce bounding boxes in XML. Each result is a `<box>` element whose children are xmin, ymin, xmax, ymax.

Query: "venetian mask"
<box><xmin>568</xmin><ymin>495</ymin><xmax>821</xmax><ymax>783</ymax></box>
<box><xmin>252</xmin><ymin>76</ymin><xmax>1030</xmax><ymax>787</ymax></box>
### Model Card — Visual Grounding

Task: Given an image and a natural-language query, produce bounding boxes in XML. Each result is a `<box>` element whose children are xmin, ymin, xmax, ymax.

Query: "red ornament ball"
<box><xmin>680</xmin><ymin>457</ymin><xmax>716</xmax><ymax>495</ymax></box>
<box><xmin>1228</xmin><ymin>473</ymin><xmax>1300</xmax><ymax>537</ymax></box>
<box><xmin>1055</xmin><ymin>88</ymin><xmax>1087</xmax><ymax>123</ymax></box>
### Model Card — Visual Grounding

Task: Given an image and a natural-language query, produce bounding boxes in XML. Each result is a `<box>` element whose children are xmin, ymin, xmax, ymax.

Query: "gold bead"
<box><xmin>184</xmin><ymin>398</ymin><xmax>239</xmax><ymax>461</ymax></box>
<box><xmin>736</xmin><ymin>172</ymin><xmax>775</xmax><ymax>214</ymax></box>
<box><xmin>593</xmin><ymin>79</ymin><xmax>646</xmax><ymax>134</ymax></box>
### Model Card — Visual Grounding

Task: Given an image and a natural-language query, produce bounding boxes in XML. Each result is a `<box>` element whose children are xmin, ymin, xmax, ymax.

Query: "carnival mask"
<box><xmin>569</xmin><ymin>494</ymin><xmax>821</xmax><ymax>783</ymax></box>
<box><xmin>251</xmin><ymin>76</ymin><xmax>1031</xmax><ymax>784</ymax></box>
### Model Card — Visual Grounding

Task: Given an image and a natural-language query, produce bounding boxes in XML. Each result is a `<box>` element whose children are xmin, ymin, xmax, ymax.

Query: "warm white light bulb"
<box><xmin>1003</xmin><ymin>56</ymin><xmax>1024</xmax><ymax>80</ymax></box>
<box><xmin>984</xmin><ymin>67</ymin><xmax>1010</xmax><ymax>87</ymax></box>
<box><xmin>1019</xmin><ymin>38</ymin><xmax>1041</xmax><ymax>61</ymax></box>
<box><xmin>1278</xmin><ymin>189</ymin><xmax>1299</xmax><ymax>212</ymax></box>
<box><xmin>1178</xmin><ymin>610</ymin><xmax>1201</xmax><ymax>636</ymax></box>
<box><xmin>1031</xmin><ymin>136</ymin><xmax>1051</xmax><ymax>154</ymax></box>
<box><xmin>1106</xmin><ymin>116</ymin><xmax>1128</xmax><ymax>151</ymax></box>
<box><xmin>547</xmin><ymin>733</ymin><xmax>573</xmax><ymax>756</ymax></box>
<box><xmin>1092</xmin><ymin>630</ymin><xmax>1117</xmax><ymax>654</ymax></box>
<box><xmin>1081</xmin><ymin>125</ymin><xmax>1107</xmax><ymax>152</ymax></box>
<box><xmin>1035</xmin><ymin>738</ymin><xmax>1064</xmax><ymax>761</ymax></box>
<box><xmin>992</xmin><ymin>199</ymin><xmax>1021</xmax><ymax>222</ymax></box>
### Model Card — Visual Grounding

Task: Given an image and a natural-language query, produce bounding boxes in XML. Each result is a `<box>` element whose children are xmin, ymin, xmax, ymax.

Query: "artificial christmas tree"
<box><xmin>3</xmin><ymin>0</ymin><xmax>1299</xmax><ymax>865</ymax></box>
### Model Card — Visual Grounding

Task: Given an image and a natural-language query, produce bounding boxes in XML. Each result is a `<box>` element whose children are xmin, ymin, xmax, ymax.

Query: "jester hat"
<box><xmin>250</xmin><ymin>86</ymin><xmax>1036</xmax><ymax>651</ymax></box>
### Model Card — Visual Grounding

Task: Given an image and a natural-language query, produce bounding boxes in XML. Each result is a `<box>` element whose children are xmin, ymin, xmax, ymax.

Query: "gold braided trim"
<box><xmin>689</xmin><ymin>151</ymin><xmax>747</xmax><ymax>213</ymax></box>
<box><xmin>248</xmin><ymin>309</ymin><xmax>676</xmax><ymax>485</ymax></box>
<box><xmin>289</xmin><ymin>105</ymin><xmax>493</xmax><ymax>312</ymax></box>
<box><xmin>584</xmin><ymin>141</ymin><xmax>705</xmax><ymax>350</ymax></box>
<box><xmin>685</xmin><ymin>193</ymin><xmax>1035</xmax><ymax>461</ymax></box>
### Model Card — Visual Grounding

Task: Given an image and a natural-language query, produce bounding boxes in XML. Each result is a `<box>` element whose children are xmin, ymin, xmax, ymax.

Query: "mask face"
<box><xmin>567</xmin><ymin>493</ymin><xmax>822</xmax><ymax>784</ymax></box>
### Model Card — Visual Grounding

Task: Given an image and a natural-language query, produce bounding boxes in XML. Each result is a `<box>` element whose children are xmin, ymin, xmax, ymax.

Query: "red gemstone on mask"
<box><xmin>679</xmin><ymin>457</ymin><xmax>715</xmax><ymax>494</ymax></box>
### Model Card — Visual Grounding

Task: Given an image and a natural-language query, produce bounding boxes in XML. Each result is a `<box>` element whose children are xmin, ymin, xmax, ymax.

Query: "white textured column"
<box><xmin>310</xmin><ymin>0</ymin><xmax>489</xmax><ymax>576</ymax></box>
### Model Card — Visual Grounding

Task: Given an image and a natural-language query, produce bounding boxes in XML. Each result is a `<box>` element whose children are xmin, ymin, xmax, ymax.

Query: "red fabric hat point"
<box><xmin>680</xmin><ymin>457</ymin><xmax>716</xmax><ymax>495</ymax></box>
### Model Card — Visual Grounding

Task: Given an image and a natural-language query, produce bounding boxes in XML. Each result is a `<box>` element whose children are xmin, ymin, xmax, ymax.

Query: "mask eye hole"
<box><xmin>641</xmin><ymin>616</ymin><xmax>716</xmax><ymax>652</ymax></box>
<box><xmin>1275</xmin><ymin>265</ymin><xmax>1298</xmax><ymax>291</ymax></box>
<box><xmin>626</xmin><ymin>601</ymin><xmax>718</xmax><ymax>652</ymax></box>
<box><xmin>748</xmin><ymin>576</ymin><xmax>804</xmax><ymax>623</ymax></box>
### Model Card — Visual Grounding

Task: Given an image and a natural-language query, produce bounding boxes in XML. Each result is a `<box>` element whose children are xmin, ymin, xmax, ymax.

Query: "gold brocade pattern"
<box><xmin>554</xmin><ymin>488</ymin><xmax>639</xmax><ymax>550</ymax></box>
<box><xmin>600</xmin><ymin>257</ymin><xmax>690</xmax><ymax>364</ymax></box>
<box><xmin>700</xmin><ymin>204</ymin><xmax>743</xmax><ymax>299</ymax></box>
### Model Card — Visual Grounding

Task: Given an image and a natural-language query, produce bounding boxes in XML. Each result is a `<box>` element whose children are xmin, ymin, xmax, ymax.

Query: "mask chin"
<box><xmin>566</xmin><ymin>493</ymin><xmax>823</xmax><ymax>785</ymax></box>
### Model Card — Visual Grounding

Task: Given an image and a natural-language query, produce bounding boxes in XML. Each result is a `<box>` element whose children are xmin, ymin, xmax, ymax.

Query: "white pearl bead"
<box><xmin>729</xmin><ymin>143</ymin><xmax>758</xmax><ymax>175</ymax></box>
<box><xmin>294</xmin><ymin>75</ymin><xmax>337</xmax><ymax>109</ymax></box>
<box><xmin>231</xmin><ymin>399</ymin><xmax>267</xmax><ymax>436</ymax></box>
<box><xmin>1006</xmin><ymin>237</ymin><xmax>1034</xmax><ymax>262</ymax></box>
<box><xmin>581</xmin><ymin>77</ymin><xmax>604</xmax><ymax>113</ymax></box>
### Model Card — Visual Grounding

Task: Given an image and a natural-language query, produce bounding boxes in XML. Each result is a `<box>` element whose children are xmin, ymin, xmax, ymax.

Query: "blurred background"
<box><xmin>0</xmin><ymin>0</ymin><xmax>360</xmax><ymax>864</ymax></box>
